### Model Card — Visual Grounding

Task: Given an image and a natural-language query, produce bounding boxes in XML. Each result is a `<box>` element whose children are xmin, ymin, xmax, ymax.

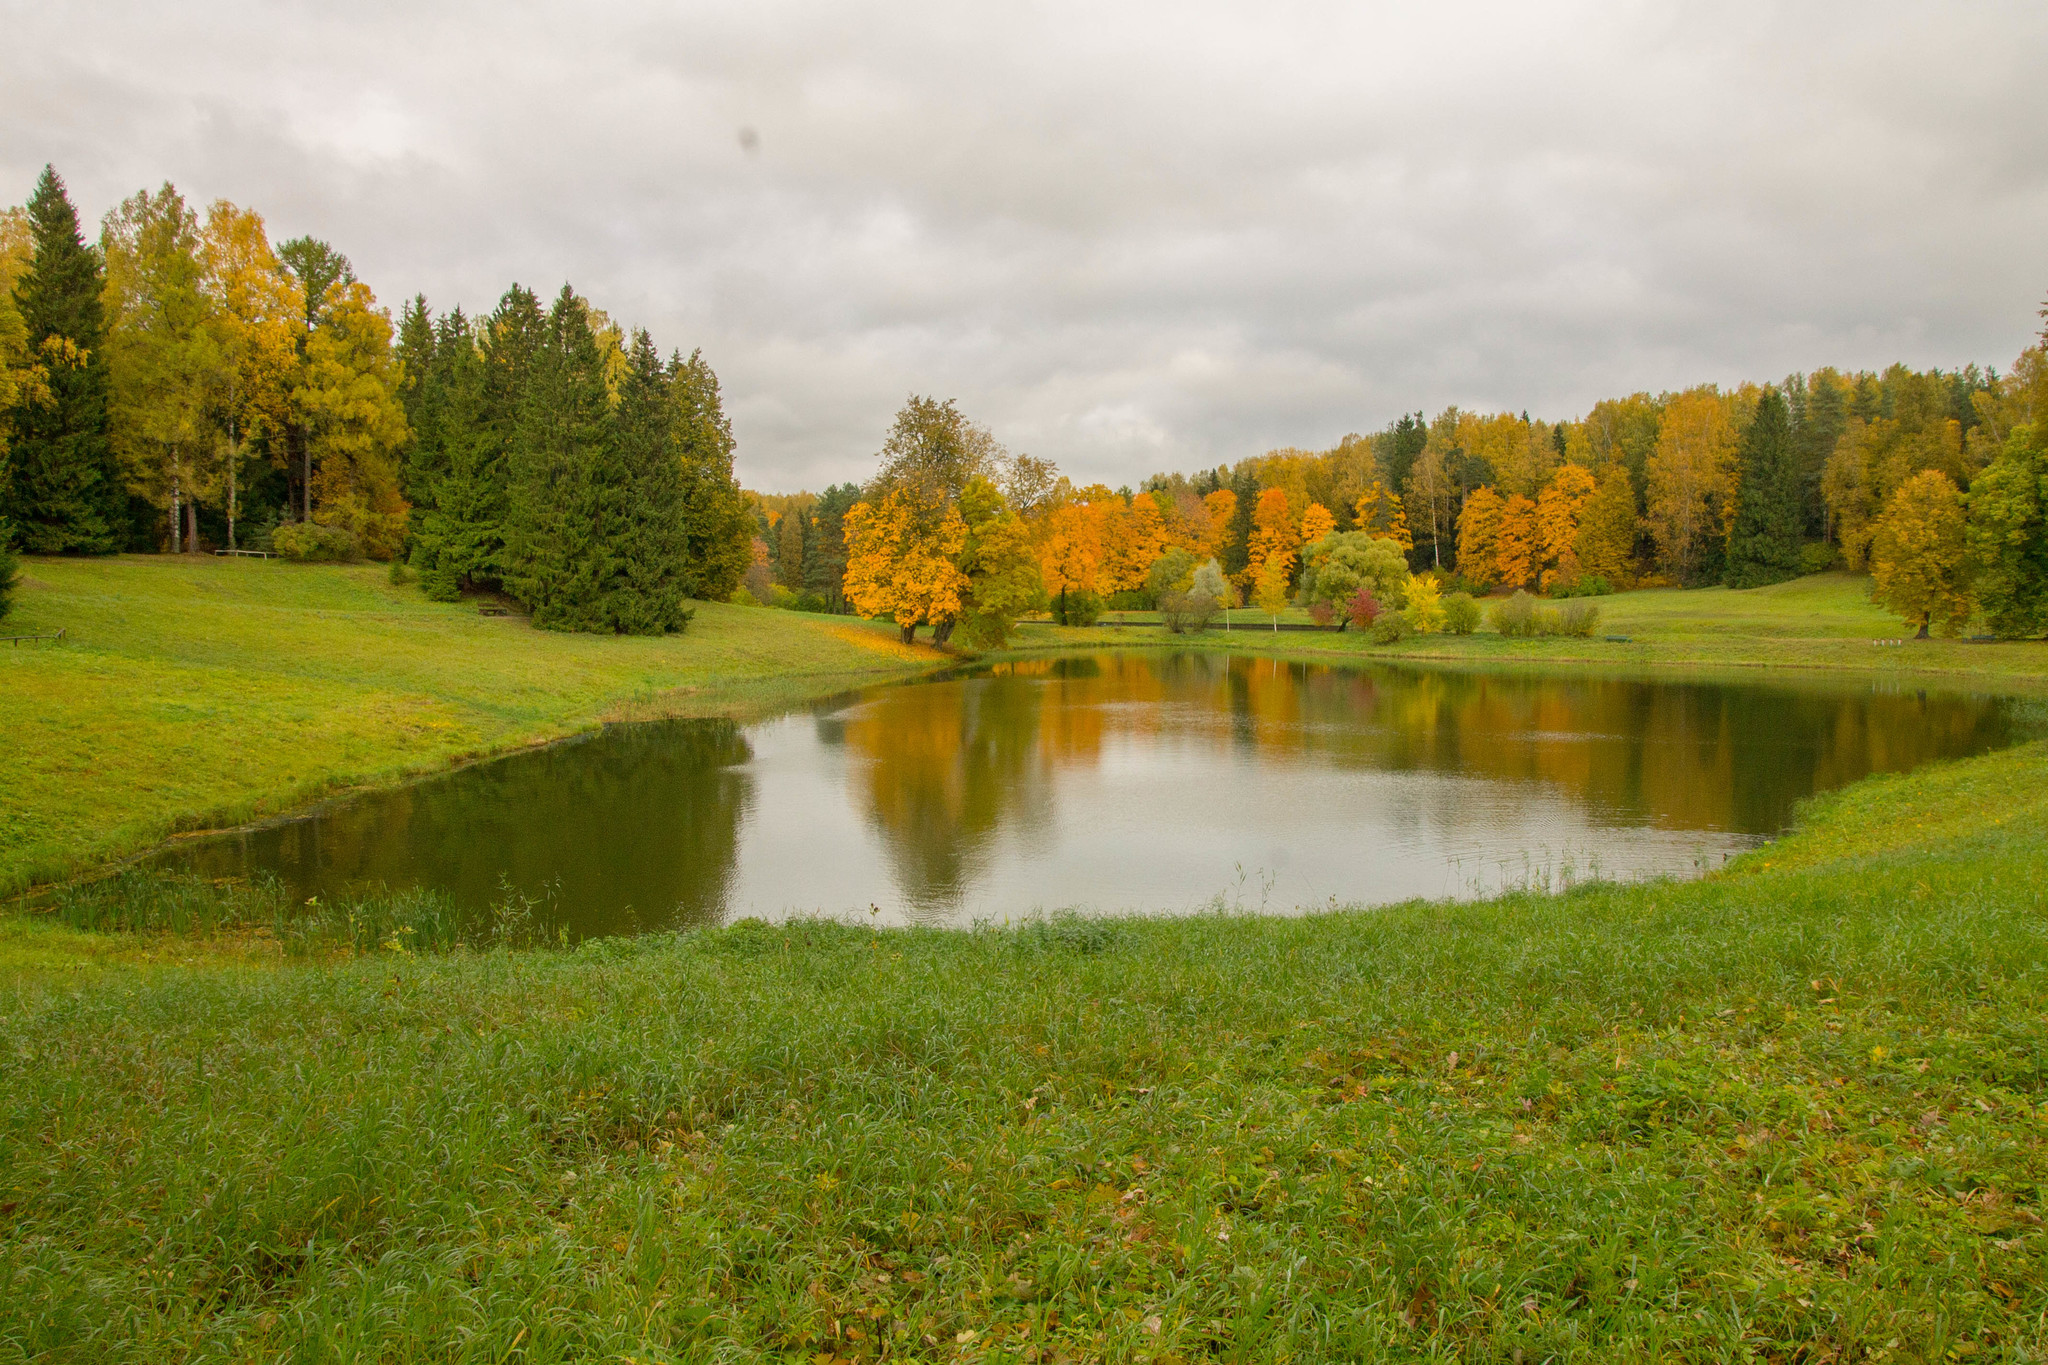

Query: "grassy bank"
<box><xmin>1019</xmin><ymin>574</ymin><xmax>2048</xmax><ymax>691</ymax></box>
<box><xmin>3</xmin><ymin>737</ymin><xmax>2045</xmax><ymax>1362</ymax></box>
<box><xmin>0</xmin><ymin>555</ymin><xmax>943</xmax><ymax>893</ymax></box>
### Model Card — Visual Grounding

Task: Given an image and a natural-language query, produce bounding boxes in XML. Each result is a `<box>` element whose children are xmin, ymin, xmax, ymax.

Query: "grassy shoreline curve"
<box><xmin>0</xmin><ymin>556</ymin><xmax>946</xmax><ymax>894</ymax></box>
<box><xmin>2</xmin><ymin>728</ymin><xmax>2045</xmax><ymax>1360</ymax></box>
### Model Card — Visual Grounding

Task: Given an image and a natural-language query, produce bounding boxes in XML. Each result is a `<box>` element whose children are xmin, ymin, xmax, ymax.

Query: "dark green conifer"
<box><xmin>1222</xmin><ymin>468</ymin><xmax>1257</xmax><ymax>580</ymax></box>
<box><xmin>807</xmin><ymin>483</ymin><xmax>860</xmax><ymax>610</ymax></box>
<box><xmin>503</xmin><ymin>287</ymin><xmax>619</xmax><ymax>628</ymax></box>
<box><xmin>5</xmin><ymin>166</ymin><xmax>124</xmax><ymax>552</ymax></box>
<box><xmin>1724</xmin><ymin>388</ymin><xmax>1802</xmax><ymax>588</ymax></box>
<box><xmin>670</xmin><ymin>350</ymin><xmax>752</xmax><ymax>603</ymax></box>
<box><xmin>603</xmin><ymin>331</ymin><xmax>693</xmax><ymax>633</ymax></box>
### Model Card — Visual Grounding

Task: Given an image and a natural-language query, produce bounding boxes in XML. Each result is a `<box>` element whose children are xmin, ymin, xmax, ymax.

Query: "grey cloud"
<box><xmin>4</xmin><ymin>0</ymin><xmax>2044</xmax><ymax>491</ymax></box>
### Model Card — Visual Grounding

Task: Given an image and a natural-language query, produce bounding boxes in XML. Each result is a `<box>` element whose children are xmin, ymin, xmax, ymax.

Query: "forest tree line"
<box><xmin>0</xmin><ymin>165</ymin><xmax>751</xmax><ymax>630</ymax></box>
<box><xmin>757</xmin><ymin>298</ymin><xmax>2048</xmax><ymax>641</ymax></box>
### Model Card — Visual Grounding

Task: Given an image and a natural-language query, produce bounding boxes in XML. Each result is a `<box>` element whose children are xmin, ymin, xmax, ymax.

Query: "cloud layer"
<box><xmin>6</xmin><ymin>1</ymin><xmax>2045</xmax><ymax>490</ymax></box>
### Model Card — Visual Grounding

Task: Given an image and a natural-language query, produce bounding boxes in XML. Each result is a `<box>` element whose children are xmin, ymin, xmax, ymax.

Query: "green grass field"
<box><xmin>5</xmin><ymin>556</ymin><xmax>2047</xmax><ymax>1360</ymax></box>
<box><xmin>2</xmin><ymin>732</ymin><xmax>2044</xmax><ymax>1362</ymax></box>
<box><xmin>1025</xmin><ymin>574</ymin><xmax>2048</xmax><ymax>689</ymax></box>
<box><xmin>0</xmin><ymin>555</ymin><xmax>940</xmax><ymax>893</ymax></box>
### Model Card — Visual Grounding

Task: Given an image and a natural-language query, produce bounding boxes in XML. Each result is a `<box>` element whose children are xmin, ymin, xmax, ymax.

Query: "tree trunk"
<box><xmin>931</xmin><ymin>619</ymin><xmax>955</xmax><ymax>646</ymax></box>
<box><xmin>1916</xmin><ymin>619</ymin><xmax>1930</xmax><ymax>640</ymax></box>
<box><xmin>185</xmin><ymin>501</ymin><xmax>199</xmax><ymax>555</ymax></box>
<box><xmin>170</xmin><ymin>475</ymin><xmax>182</xmax><ymax>554</ymax></box>
<box><xmin>899</xmin><ymin>623</ymin><xmax>916</xmax><ymax>645</ymax></box>
<box><xmin>227</xmin><ymin>417</ymin><xmax>238</xmax><ymax>552</ymax></box>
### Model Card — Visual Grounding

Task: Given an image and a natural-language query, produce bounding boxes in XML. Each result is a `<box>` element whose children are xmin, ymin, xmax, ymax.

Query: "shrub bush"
<box><xmin>1442</xmin><ymin>591</ymin><xmax>1480</xmax><ymax>634</ymax></box>
<box><xmin>1106</xmin><ymin>590</ymin><xmax>1151</xmax><ymax>611</ymax></box>
<box><xmin>1052</xmin><ymin>589</ymin><xmax>1102</xmax><ymax>626</ymax></box>
<box><xmin>1160</xmin><ymin>588</ymin><xmax>1218</xmax><ymax>634</ymax></box>
<box><xmin>1549</xmin><ymin>575</ymin><xmax>1614</xmax><ymax>598</ymax></box>
<box><xmin>0</xmin><ymin>522</ymin><xmax>17</xmax><ymax>622</ymax></box>
<box><xmin>1556</xmin><ymin>600</ymin><xmax>1601</xmax><ymax>637</ymax></box>
<box><xmin>1345</xmin><ymin>587</ymin><xmax>1379</xmax><ymax>631</ymax></box>
<box><xmin>1490</xmin><ymin>590</ymin><xmax>1538</xmax><ymax>637</ymax></box>
<box><xmin>387</xmin><ymin>559</ymin><xmax>415</xmax><ymax>586</ymax></box>
<box><xmin>1368</xmin><ymin>612</ymin><xmax>1408</xmax><ymax>644</ymax></box>
<box><xmin>1799</xmin><ymin>542</ymin><xmax>1838</xmax><ymax>575</ymax></box>
<box><xmin>271</xmin><ymin>522</ymin><xmax>361</xmax><ymax>563</ymax></box>
<box><xmin>1307</xmin><ymin>600</ymin><xmax>1335</xmax><ymax>629</ymax></box>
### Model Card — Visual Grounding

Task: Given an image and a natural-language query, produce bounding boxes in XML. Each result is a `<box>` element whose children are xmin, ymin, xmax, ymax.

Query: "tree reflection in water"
<box><xmin>162</xmin><ymin>653</ymin><xmax>2032</xmax><ymax>934</ymax></box>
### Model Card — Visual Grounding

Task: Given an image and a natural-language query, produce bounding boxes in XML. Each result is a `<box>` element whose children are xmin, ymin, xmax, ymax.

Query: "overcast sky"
<box><xmin>5</xmin><ymin>2</ymin><xmax>2045</xmax><ymax>491</ymax></box>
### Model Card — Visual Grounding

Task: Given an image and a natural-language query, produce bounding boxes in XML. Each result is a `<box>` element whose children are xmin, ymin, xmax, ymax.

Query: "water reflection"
<box><xmin>160</xmin><ymin>652</ymin><xmax>2033</xmax><ymax>934</ymax></box>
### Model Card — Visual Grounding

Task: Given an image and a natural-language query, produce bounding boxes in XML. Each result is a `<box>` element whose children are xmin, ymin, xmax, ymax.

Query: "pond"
<box><xmin>159</xmin><ymin>652</ymin><xmax>2038</xmax><ymax>934</ymax></box>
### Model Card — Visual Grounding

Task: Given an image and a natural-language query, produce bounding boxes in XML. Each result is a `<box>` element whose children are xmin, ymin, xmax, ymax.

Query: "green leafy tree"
<box><xmin>5</xmin><ymin>165</ymin><xmax>125</xmax><ymax>552</ymax></box>
<box><xmin>1144</xmin><ymin>545</ymin><xmax>1196</xmax><ymax>600</ymax></box>
<box><xmin>952</xmin><ymin>475</ymin><xmax>1042</xmax><ymax>647</ymax></box>
<box><xmin>1299</xmin><ymin>530</ymin><xmax>1409</xmax><ymax>625</ymax></box>
<box><xmin>1870</xmin><ymin>469</ymin><xmax>1972</xmax><ymax>638</ymax></box>
<box><xmin>1724</xmin><ymin>388</ymin><xmax>1802</xmax><ymax>587</ymax></box>
<box><xmin>102</xmin><ymin>184</ymin><xmax>221</xmax><ymax>553</ymax></box>
<box><xmin>1967</xmin><ymin>423</ymin><xmax>2048</xmax><ymax>638</ymax></box>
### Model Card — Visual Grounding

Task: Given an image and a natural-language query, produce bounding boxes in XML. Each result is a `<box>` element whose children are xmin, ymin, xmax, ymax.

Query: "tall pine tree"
<box><xmin>670</xmin><ymin>349</ymin><xmax>752</xmax><ymax>603</ymax></box>
<box><xmin>1724</xmin><ymin>388</ymin><xmax>1802</xmax><ymax>588</ymax></box>
<box><xmin>807</xmin><ymin>482</ymin><xmax>861</xmax><ymax>610</ymax></box>
<box><xmin>604</xmin><ymin>330</ymin><xmax>693</xmax><ymax>633</ymax></box>
<box><xmin>5</xmin><ymin>166</ymin><xmax>125</xmax><ymax>552</ymax></box>
<box><xmin>503</xmin><ymin>287</ymin><xmax>618</xmax><ymax>628</ymax></box>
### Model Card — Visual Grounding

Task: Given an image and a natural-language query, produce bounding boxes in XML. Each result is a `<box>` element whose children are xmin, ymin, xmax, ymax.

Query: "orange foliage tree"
<box><xmin>1494</xmin><ymin>493</ymin><xmax>1538</xmax><ymax>589</ymax></box>
<box><xmin>1245</xmin><ymin>487</ymin><xmax>1297</xmax><ymax>590</ymax></box>
<box><xmin>1101</xmin><ymin>495</ymin><xmax>1172</xmax><ymax>593</ymax></box>
<box><xmin>1299</xmin><ymin>501</ymin><xmax>1336</xmax><ymax>548</ymax></box>
<box><xmin>1201</xmin><ymin>489</ymin><xmax>1238</xmax><ymax>560</ymax></box>
<box><xmin>842</xmin><ymin>488</ymin><xmax>968</xmax><ymax>643</ymax></box>
<box><xmin>1535</xmin><ymin>463</ymin><xmax>1597</xmax><ymax>588</ymax></box>
<box><xmin>1038</xmin><ymin>500</ymin><xmax>1105</xmax><ymax>617</ymax></box>
<box><xmin>1456</xmin><ymin>486</ymin><xmax>1504</xmax><ymax>587</ymax></box>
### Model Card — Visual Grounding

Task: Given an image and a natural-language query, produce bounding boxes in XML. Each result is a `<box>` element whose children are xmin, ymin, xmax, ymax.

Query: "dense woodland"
<box><xmin>0</xmin><ymin>165</ymin><xmax>751</xmax><ymax>630</ymax></box>
<box><xmin>756</xmin><ymin>303</ymin><xmax>2048</xmax><ymax>642</ymax></box>
<box><xmin>6</xmin><ymin>162</ymin><xmax>2047</xmax><ymax>642</ymax></box>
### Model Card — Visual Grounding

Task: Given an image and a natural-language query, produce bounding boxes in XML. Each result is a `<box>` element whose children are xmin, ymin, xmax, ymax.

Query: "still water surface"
<box><xmin>162</xmin><ymin>652</ymin><xmax>2036</xmax><ymax>933</ymax></box>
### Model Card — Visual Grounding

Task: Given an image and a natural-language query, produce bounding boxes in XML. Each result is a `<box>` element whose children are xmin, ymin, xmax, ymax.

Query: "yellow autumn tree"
<box><xmin>843</xmin><ymin>487</ymin><xmax>969</xmax><ymax>643</ymax></box>
<box><xmin>1251</xmin><ymin>553</ymin><xmax>1291</xmax><ymax>627</ymax></box>
<box><xmin>299</xmin><ymin>279</ymin><xmax>410</xmax><ymax>558</ymax></box>
<box><xmin>1403</xmin><ymin>573</ymin><xmax>1445</xmax><ymax>633</ymax></box>
<box><xmin>1534</xmin><ymin>462</ymin><xmax>1596</xmax><ymax>588</ymax></box>
<box><xmin>1869</xmin><ymin>469</ymin><xmax>1973</xmax><ymax>638</ymax></box>
<box><xmin>1100</xmin><ymin>494</ymin><xmax>1172</xmax><ymax>594</ymax></box>
<box><xmin>1573</xmin><ymin>463</ymin><xmax>1637</xmax><ymax>587</ymax></box>
<box><xmin>1456</xmin><ymin>486</ymin><xmax>1504</xmax><ymax>588</ymax></box>
<box><xmin>200</xmin><ymin>200</ymin><xmax>299</xmax><ymax>551</ymax></box>
<box><xmin>1299</xmin><ymin>501</ymin><xmax>1335</xmax><ymax>548</ymax></box>
<box><xmin>1646</xmin><ymin>387</ymin><xmax>1737</xmax><ymax>583</ymax></box>
<box><xmin>1494</xmin><ymin>493</ymin><xmax>1538</xmax><ymax>590</ymax></box>
<box><xmin>1245</xmin><ymin>487</ymin><xmax>1297</xmax><ymax>591</ymax></box>
<box><xmin>1353</xmin><ymin>480</ymin><xmax>1412</xmax><ymax>551</ymax></box>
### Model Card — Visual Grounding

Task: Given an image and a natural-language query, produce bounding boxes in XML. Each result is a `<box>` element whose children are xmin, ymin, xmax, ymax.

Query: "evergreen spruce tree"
<box><xmin>503</xmin><ymin>287</ymin><xmax>619</xmax><ymax>628</ymax></box>
<box><xmin>807</xmin><ymin>482</ymin><xmax>860</xmax><ymax>610</ymax></box>
<box><xmin>1724</xmin><ymin>388</ymin><xmax>1803</xmax><ymax>588</ymax></box>
<box><xmin>5</xmin><ymin>166</ymin><xmax>124</xmax><ymax>552</ymax></box>
<box><xmin>404</xmin><ymin>308</ymin><xmax>495</xmax><ymax>598</ymax></box>
<box><xmin>604</xmin><ymin>331</ymin><xmax>693</xmax><ymax>633</ymax></box>
<box><xmin>1222</xmin><ymin>467</ymin><xmax>1257</xmax><ymax>581</ymax></box>
<box><xmin>1790</xmin><ymin>371</ymin><xmax>1847</xmax><ymax>540</ymax></box>
<box><xmin>670</xmin><ymin>349</ymin><xmax>752</xmax><ymax>602</ymax></box>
